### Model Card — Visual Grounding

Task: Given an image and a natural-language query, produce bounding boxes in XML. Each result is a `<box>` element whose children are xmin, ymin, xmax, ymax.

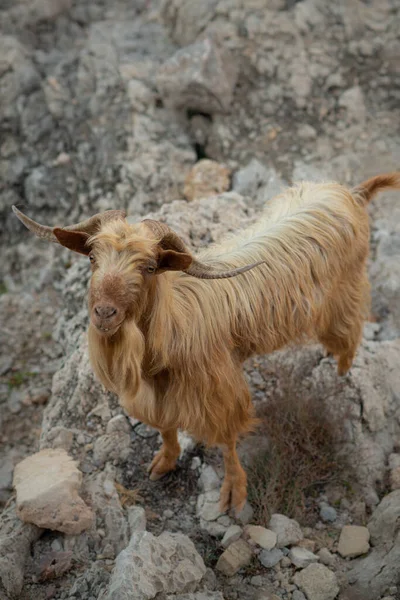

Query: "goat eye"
<box><xmin>147</xmin><ymin>265</ymin><xmax>156</xmax><ymax>274</ymax></box>
<box><xmin>89</xmin><ymin>253</ymin><xmax>95</xmax><ymax>263</ymax></box>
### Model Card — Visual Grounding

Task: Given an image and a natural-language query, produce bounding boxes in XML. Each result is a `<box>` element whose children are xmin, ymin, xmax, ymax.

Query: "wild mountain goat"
<box><xmin>13</xmin><ymin>172</ymin><xmax>400</xmax><ymax>514</ymax></box>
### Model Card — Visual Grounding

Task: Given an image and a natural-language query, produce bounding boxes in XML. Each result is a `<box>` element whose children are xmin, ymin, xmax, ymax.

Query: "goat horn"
<box><xmin>142</xmin><ymin>219</ymin><xmax>265</xmax><ymax>279</ymax></box>
<box><xmin>12</xmin><ymin>206</ymin><xmax>126</xmax><ymax>242</ymax></box>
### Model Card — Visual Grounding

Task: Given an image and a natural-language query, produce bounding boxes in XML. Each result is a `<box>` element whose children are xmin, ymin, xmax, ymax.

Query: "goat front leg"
<box><xmin>148</xmin><ymin>428</ymin><xmax>180</xmax><ymax>481</ymax></box>
<box><xmin>220</xmin><ymin>438</ymin><xmax>247</xmax><ymax>516</ymax></box>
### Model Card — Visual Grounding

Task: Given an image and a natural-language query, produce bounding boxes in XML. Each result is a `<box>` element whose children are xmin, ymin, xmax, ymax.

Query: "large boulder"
<box><xmin>13</xmin><ymin>448</ymin><xmax>93</xmax><ymax>535</ymax></box>
<box><xmin>102</xmin><ymin>531</ymin><xmax>206</xmax><ymax>599</ymax></box>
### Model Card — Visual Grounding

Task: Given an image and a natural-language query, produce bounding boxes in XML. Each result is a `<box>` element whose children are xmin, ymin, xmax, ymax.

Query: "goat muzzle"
<box><xmin>92</xmin><ymin>303</ymin><xmax>123</xmax><ymax>336</ymax></box>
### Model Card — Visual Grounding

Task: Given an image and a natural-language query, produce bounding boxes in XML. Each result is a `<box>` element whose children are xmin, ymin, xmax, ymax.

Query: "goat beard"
<box><xmin>88</xmin><ymin>318</ymin><xmax>145</xmax><ymax>397</ymax></box>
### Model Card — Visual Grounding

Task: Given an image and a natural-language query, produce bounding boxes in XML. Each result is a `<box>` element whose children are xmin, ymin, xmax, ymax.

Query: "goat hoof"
<box><xmin>219</xmin><ymin>480</ymin><xmax>247</xmax><ymax>516</ymax></box>
<box><xmin>149</xmin><ymin>470</ymin><xmax>167</xmax><ymax>481</ymax></box>
<box><xmin>148</xmin><ymin>450</ymin><xmax>177</xmax><ymax>481</ymax></box>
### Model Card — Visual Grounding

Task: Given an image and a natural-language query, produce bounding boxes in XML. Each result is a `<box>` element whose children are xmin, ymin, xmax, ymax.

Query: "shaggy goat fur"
<box><xmin>13</xmin><ymin>172</ymin><xmax>400</xmax><ymax>513</ymax></box>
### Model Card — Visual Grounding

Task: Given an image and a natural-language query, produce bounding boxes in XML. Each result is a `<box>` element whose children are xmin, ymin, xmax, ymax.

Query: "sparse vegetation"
<box><xmin>247</xmin><ymin>391</ymin><xmax>352</xmax><ymax>525</ymax></box>
<box><xmin>6</xmin><ymin>370</ymin><xmax>37</xmax><ymax>389</ymax></box>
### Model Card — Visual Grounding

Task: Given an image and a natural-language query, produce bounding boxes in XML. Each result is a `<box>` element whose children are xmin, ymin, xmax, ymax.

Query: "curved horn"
<box><xmin>12</xmin><ymin>205</ymin><xmax>59</xmax><ymax>242</ymax></box>
<box><xmin>12</xmin><ymin>206</ymin><xmax>126</xmax><ymax>243</ymax></box>
<box><xmin>142</xmin><ymin>219</ymin><xmax>264</xmax><ymax>279</ymax></box>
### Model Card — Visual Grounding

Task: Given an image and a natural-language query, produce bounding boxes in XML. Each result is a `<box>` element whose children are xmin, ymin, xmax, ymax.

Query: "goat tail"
<box><xmin>353</xmin><ymin>172</ymin><xmax>400</xmax><ymax>205</ymax></box>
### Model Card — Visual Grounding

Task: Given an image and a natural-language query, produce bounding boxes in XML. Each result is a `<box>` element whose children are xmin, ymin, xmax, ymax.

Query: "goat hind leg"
<box><xmin>148</xmin><ymin>428</ymin><xmax>180</xmax><ymax>481</ymax></box>
<box><xmin>220</xmin><ymin>438</ymin><xmax>247</xmax><ymax>516</ymax></box>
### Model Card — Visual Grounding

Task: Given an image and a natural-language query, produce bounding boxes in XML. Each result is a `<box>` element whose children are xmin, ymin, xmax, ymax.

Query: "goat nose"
<box><xmin>94</xmin><ymin>305</ymin><xmax>117</xmax><ymax>319</ymax></box>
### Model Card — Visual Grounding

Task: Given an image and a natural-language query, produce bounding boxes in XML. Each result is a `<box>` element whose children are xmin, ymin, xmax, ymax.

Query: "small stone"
<box><xmin>106</xmin><ymin>415</ymin><xmax>131</xmax><ymax>434</ymax></box>
<box><xmin>235</xmin><ymin>501</ymin><xmax>254</xmax><ymax>525</ymax></box>
<box><xmin>338</xmin><ymin>86</ymin><xmax>366</xmax><ymax>122</ymax></box>
<box><xmin>163</xmin><ymin>509</ymin><xmax>174</xmax><ymax>519</ymax></box>
<box><xmin>127</xmin><ymin>506</ymin><xmax>146</xmax><ymax>533</ymax></box>
<box><xmin>156</xmin><ymin>38</ymin><xmax>238</xmax><ymax>114</ymax></box>
<box><xmin>281</xmin><ymin>556</ymin><xmax>291</xmax><ymax>568</ymax></box>
<box><xmin>191</xmin><ymin>457</ymin><xmax>202</xmax><ymax>470</ymax></box>
<box><xmin>199</xmin><ymin>465</ymin><xmax>220</xmax><ymax>493</ymax></box>
<box><xmin>338</xmin><ymin>525</ymin><xmax>370</xmax><ymax>558</ymax></box>
<box><xmin>269</xmin><ymin>514</ymin><xmax>303</xmax><ymax>548</ymax></box>
<box><xmin>245</xmin><ymin>525</ymin><xmax>277</xmax><ymax>550</ymax></box>
<box><xmin>289</xmin><ymin>546</ymin><xmax>319</xmax><ymax>569</ymax></box>
<box><xmin>317</xmin><ymin>548</ymin><xmax>335</xmax><ymax>567</ymax></box>
<box><xmin>184</xmin><ymin>159</ymin><xmax>231</xmax><ymax>201</ymax></box>
<box><xmin>294</xmin><ymin>564</ymin><xmax>339</xmax><ymax>600</ymax></box>
<box><xmin>13</xmin><ymin>449</ymin><xmax>93</xmax><ymax>535</ymax></box>
<box><xmin>292</xmin><ymin>591</ymin><xmax>307</xmax><ymax>600</ymax></box>
<box><xmin>250</xmin><ymin>575</ymin><xmax>263</xmax><ymax>587</ymax></box>
<box><xmin>7</xmin><ymin>389</ymin><xmax>23</xmax><ymax>414</ymax></box>
<box><xmin>363</xmin><ymin>322</ymin><xmax>380</xmax><ymax>340</ymax></box>
<box><xmin>319</xmin><ymin>505</ymin><xmax>337</xmax><ymax>523</ymax></box>
<box><xmin>298</xmin><ymin>124</ymin><xmax>317</xmax><ymax>140</ymax></box>
<box><xmin>221</xmin><ymin>525</ymin><xmax>242</xmax><ymax>548</ymax></box>
<box><xmin>216</xmin><ymin>539</ymin><xmax>253</xmax><ymax>576</ymax></box>
<box><xmin>53</xmin><ymin>152</ymin><xmax>70</xmax><ymax>166</ymax></box>
<box><xmin>197</xmin><ymin>492</ymin><xmax>222</xmax><ymax>522</ymax></box>
<box><xmin>298</xmin><ymin>539</ymin><xmax>317</xmax><ymax>553</ymax></box>
<box><xmin>258</xmin><ymin>548</ymin><xmax>283</xmax><ymax>568</ymax></box>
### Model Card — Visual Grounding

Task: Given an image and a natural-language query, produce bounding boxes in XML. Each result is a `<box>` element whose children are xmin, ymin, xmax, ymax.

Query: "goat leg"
<box><xmin>220</xmin><ymin>438</ymin><xmax>247</xmax><ymax>516</ymax></box>
<box><xmin>148</xmin><ymin>428</ymin><xmax>180</xmax><ymax>481</ymax></box>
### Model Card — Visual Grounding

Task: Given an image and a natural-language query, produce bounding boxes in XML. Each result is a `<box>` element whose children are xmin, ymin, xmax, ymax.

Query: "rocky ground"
<box><xmin>1</xmin><ymin>0</ymin><xmax>400</xmax><ymax>599</ymax></box>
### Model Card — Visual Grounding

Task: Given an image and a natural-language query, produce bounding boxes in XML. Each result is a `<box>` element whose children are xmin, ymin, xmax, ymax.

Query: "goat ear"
<box><xmin>53</xmin><ymin>228</ymin><xmax>91</xmax><ymax>255</ymax></box>
<box><xmin>157</xmin><ymin>249</ymin><xmax>193</xmax><ymax>273</ymax></box>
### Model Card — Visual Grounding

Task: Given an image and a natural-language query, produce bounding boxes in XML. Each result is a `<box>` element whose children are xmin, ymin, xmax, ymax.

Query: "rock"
<box><xmin>346</xmin><ymin>490</ymin><xmax>400</xmax><ymax>598</ymax></box>
<box><xmin>69</xmin><ymin>563</ymin><xmax>110</xmax><ymax>599</ymax></box>
<box><xmin>85</xmin><ymin>468</ymin><xmax>130</xmax><ymax>557</ymax></box>
<box><xmin>297</xmin><ymin>124</ymin><xmax>317</xmax><ymax>140</ymax></box>
<box><xmin>167</xmin><ymin>593</ymin><xmax>225</xmax><ymax>600</ymax></box>
<box><xmin>368</xmin><ymin>490</ymin><xmax>400</xmax><ymax>546</ymax></box>
<box><xmin>197</xmin><ymin>491</ymin><xmax>222</xmax><ymax>522</ymax></box>
<box><xmin>184</xmin><ymin>160</ymin><xmax>231</xmax><ymax>201</ymax></box>
<box><xmin>104</xmin><ymin>531</ymin><xmax>206</xmax><ymax>599</ymax></box>
<box><xmin>0</xmin><ymin>455</ymin><xmax>14</xmax><ymax>502</ymax></box>
<box><xmin>338</xmin><ymin>525</ymin><xmax>370</xmax><ymax>558</ymax></box>
<box><xmin>156</xmin><ymin>39</ymin><xmax>238</xmax><ymax>114</ymax></box>
<box><xmin>338</xmin><ymin>86</ymin><xmax>366</xmax><ymax>122</ymax></box>
<box><xmin>294</xmin><ymin>564</ymin><xmax>339</xmax><ymax>600</ymax></box>
<box><xmin>268</xmin><ymin>514</ymin><xmax>303</xmax><ymax>548</ymax></box>
<box><xmin>13</xmin><ymin>449</ymin><xmax>93</xmax><ymax>535</ymax></box>
<box><xmin>245</xmin><ymin>525</ymin><xmax>277</xmax><ymax>550</ymax></box>
<box><xmin>289</xmin><ymin>546</ymin><xmax>319</xmax><ymax>569</ymax></box>
<box><xmin>258</xmin><ymin>548</ymin><xmax>283</xmax><ymax>568</ymax></box>
<box><xmin>292</xmin><ymin>591</ymin><xmax>307</xmax><ymax>600</ymax></box>
<box><xmin>7</xmin><ymin>388</ymin><xmax>23</xmax><ymax>414</ymax></box>
<box><xmin>297</xmin><ymin>539</ymin><xmax>317</xmax><ymax>553</ymax></box>
<box><xmin>0</xmin><ymin>504</ymin><xmax>42</xmax><ymax>598</ymax></box>
<box><xmin>221</xmin><ymin>525</ymin><xmax>242</xmax><ymax>548</ymax></box>
<box><xmin>318</xmin><ymin>548</ymin><xmax>335</xmax><ymax>567</ymax></box>
<box><xmin>235</xmin><ymin>500</ymin><xmax>254</xmax><ymax>525</ymax></box>
<box><xmin>127</xmin><ymin>506</ymin><xmax>146</xmax><ymax>534</ymax></box>
<box><xmin>106</xmin><ymin>415</ymin><xmax>131</xmax><ymax>434</ymax></box>
<box><xmin>93</xmin><ymin>430</ymin><xmax>132</xmax><ymax>466</ymax></box>
<box><xmin>160</xmin><ymin>0</ymin><xmax>218</xmax><ymax>46</ymax></box>
<box><xmin>232</xmin><ymin>160</ymin><xmax>286</xmax><ymax>209</ymax></box>
<box><xmin>199</xmin><ymin>465</ymin><xmax>221</xmax><ymax>493</ymax></box>
<box><xmin>44</xmin><ymin>426</ymin><xmax>74</xmax><ymax>451</ymax></box>
<box><xmin>216</xmin><ymin>539</ymin><xmax>253</xmax><ymax>576</ymax></box>
<box><xmin>319</xmin><ymin>504</ymin><xmax>337</xmax><ymax>523</ymax></box>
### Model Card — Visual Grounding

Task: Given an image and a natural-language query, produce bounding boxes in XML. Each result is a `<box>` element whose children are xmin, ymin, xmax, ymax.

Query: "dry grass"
<box><xmin>247</xmin><ymin>391</ymin><xmax>351</xmax><ymax>525</ymax></box>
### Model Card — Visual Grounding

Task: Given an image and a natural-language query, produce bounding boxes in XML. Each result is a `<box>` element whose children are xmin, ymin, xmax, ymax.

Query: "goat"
<box><xmin>13</xmin><ymin>172</ymin><xmax>400</xmax><ymax>514</ymax></box>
